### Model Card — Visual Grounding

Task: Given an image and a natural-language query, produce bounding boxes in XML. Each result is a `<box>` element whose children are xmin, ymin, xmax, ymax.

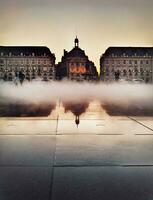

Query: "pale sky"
<box><xmin>0</xmin><ymin>0</ymin><xmax>153</xmax><ymax>72</ymax></box>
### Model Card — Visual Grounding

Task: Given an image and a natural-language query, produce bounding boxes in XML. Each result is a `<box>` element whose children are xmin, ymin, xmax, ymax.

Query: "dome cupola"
<box><xmin>74</xmin><ymin>36</ymin><xmax>79</xmax><ymax>47</ymax></box>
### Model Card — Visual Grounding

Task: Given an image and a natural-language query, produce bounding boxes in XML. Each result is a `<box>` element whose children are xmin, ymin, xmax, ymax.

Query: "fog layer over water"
<box><xmin>0</xmin><ymin>82</ymin><xmax>153</xmax><ymax>116</ymax></box>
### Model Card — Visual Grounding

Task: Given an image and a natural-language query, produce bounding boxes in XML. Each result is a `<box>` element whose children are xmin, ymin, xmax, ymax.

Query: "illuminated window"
<box><xmin>43</xmin><ymin>67</ymin><xmax>47</xmax><ymax>71</ymax></box>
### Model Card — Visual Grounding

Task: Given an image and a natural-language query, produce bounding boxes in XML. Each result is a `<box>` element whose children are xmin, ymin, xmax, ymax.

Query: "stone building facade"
<box><xmin>100</xmin><ymin>47</ymin><xmax>153</xmax><ymax>83</ymax></box>
<box><xmin>0</xmin><ymin>46</ymin><xmax>56</xmax><ymax>82</ymax></box>
<box><xmin>56</xmin><ymin>37</ymin><xmax>98</xmax><ymax>81</ymax></box>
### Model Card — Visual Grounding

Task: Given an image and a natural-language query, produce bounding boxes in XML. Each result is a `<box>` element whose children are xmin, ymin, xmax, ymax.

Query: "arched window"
<box><xmin>106</xmin><ymin>68</ymin><xmax>109</xmax><ymax>76</ymax></box>
<box><xmin>135</xmin><ymin>68</ymin><xmax>138</xmax><ymax>76</ymax></box>
<box><xmin>8</xmin><ymin>73</ymin><xmax>12</xmax><ymax>81</ymax></box>
<box><xmin>146</xmin><ymin>70</ymin><xmax>149</xmax><ymax>76</ymax></box>
<box><xmin>123</xmin><ymin>69</ymin><xmax>127</xmax><ymax>76</ymax></box>
<box><xmin>129</xmin><ymin>69</ymin><xmax>132</xmax><ymax>76</ymax></box>
<box><xmin>140</xmin><ymin>68</ymin><xmax>144</xmax><ymax>76</ymax></box>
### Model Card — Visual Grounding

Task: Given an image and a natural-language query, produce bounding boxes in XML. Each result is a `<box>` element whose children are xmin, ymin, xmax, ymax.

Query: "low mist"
<box><xmin>0</xmin><ymin>81</ymin><xmax>153</xmax><ymax>116</ymax></box>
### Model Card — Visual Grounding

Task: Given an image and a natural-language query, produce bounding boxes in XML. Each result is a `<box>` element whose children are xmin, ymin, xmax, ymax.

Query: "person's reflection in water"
<box><xmin>75</xmin><ymin>115</ymin><xmax>80</xmax><ymax>127</ymax></box>
<box><xmin>63</xmin><ymin>101</ymin><xmax>89</xmax><ymax>127</ymax></box>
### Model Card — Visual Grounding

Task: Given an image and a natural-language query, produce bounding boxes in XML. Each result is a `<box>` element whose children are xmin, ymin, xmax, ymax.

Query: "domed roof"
<box><xmin>61</xmin><ymin>37</ymin><xmax>88</xmax><ymax>59</ymax></box>
<box><xmin>67</xmin><ymin>46</ymin><xmax>86</xmax><ymax>57</ymax></box>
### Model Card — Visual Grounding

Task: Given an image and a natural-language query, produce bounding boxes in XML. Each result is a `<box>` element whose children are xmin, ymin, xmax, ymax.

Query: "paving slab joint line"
<box><xmin>1</xmin><ymin>164</ymin><xmax>153</xmax><ymax>168</ymax></box>
<box><xmin>53</xmin><ymin>164</ymin><xmax>153</xmax><ymax>168</ymax></box>
<box><xmin>48</xmin><ymin>114</ymin><xmax>59</xmax><ymax>200</ymax></box>
<box><xmin>127</xmin><ymin>116</ymin><xmax>153</xmax><ymax>132</ymax></box>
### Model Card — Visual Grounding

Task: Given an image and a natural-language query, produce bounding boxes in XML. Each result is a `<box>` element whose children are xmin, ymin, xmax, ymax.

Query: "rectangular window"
<box><xmin>32</xmin><ymin>59</ymin><xmax>35</xmax><ymax>65</ymax></box>
<box><xmin>43</xmin><ymin>67</ymin><xmax>47</xmax><ymax>71</ymax></box>
<box><xmin>27</xmin><ymin>59</ymin><xmax>30</xmax><ymax>65</ymax></box>
<box><xmin>0</xmin><ymin>59</ymin><xmax>4</xmax><ymax>65</ymax></box>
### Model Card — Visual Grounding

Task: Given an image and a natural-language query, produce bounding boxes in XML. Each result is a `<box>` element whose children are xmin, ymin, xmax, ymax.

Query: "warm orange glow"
<box><xmin>69</xmin><ymin>65</ymin><xmax>86</xmax><ymax>74</ymax></box>
<box><xmin>1</xmin><ymin>0</ymin><xmax>152</xmax><ymax>76</ymax></box>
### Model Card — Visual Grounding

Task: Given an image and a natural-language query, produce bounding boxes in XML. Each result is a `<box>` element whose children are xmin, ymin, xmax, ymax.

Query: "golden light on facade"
<box><xmin>69</xmin><ymin>65</ymin><xmax>86</xmax><ymax>74</ymax></box>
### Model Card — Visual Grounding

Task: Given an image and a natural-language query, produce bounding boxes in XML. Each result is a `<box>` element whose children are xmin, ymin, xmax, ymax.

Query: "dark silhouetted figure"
<box><xmin>114</xmin><ymin>70</ymin><xmax>120</xmax><ymax>81</ymax></box>
<box><xmin>19</xmin><ymin>71</ymin><xmax>25</xmax><ymax>84</ymax></box>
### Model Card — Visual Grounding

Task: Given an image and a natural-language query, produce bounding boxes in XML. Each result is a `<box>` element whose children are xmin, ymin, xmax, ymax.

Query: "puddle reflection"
<box><xmin>62</xmin><ymin>101</ymin><xmax>89</xmax><ymax>126</ymax></box>
<box><xmin>0</xmin><ymin>100</ymin><xmax>153</xmax><ymax>120</ymax></box>
<box><xmin>102</xmin><ymin>103</ymin><xmax>153</xmax><ymax>116</ymax></box>
<box><xmin>0</xmin><ymin>102</ymin><xmax>56</xmax><ymax>117</ymax></box>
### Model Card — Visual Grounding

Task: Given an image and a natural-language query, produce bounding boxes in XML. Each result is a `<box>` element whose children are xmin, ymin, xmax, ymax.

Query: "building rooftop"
<box><xmin>103</xmin><ymin>47</ymin><xmax>153</xmax><ymax>57</ymax></box>
<box><xmin>66</xmin><ymin>46</ymin><xmax>87</xmax><ymax>58</ymax></box>
<box><xmin>62</xmin><ymin>37</ymin><xmax>87</xmax><ymax>59</ymax></box>
<box><xmin>0</xmin><ymin>46</ymin><xmax>55</xmax><ymax>58</ymax></box>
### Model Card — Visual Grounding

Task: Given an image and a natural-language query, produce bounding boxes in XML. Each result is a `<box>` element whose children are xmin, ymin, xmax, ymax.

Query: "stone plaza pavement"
<box><xmin>0</xmin><ymin>102</ymin><xmax>153</xmax><ymax>200</ymax></box>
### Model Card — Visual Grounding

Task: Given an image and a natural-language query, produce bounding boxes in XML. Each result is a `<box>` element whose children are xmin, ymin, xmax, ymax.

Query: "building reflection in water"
<box><xmin>62</xmin><ymin>101</ymin><xmax>89</xmax><ymax>127</ymax></box>
<box><xmin>1</xmin><ymin>99</ymin><xmax>153</xmax><ymax>118</ymax></box>
<box><xmin>0</xmin><ymin>102</ymin><xmax>56</xmax><ymax>117</ymax></box>
<box><xmin>101</xmin><ymin>102</ymin><xmax>153</xmax><ymax>116</ymax></box>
